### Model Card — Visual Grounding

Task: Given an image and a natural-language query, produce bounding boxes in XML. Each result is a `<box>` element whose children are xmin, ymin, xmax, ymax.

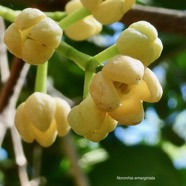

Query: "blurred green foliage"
<box><xmin>0</xmin><ymin>0</ymin><xmax>186</xmax><ymax>186</ymax></box>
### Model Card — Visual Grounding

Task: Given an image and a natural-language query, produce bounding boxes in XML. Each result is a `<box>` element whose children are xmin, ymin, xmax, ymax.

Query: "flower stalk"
<box><xmin>35</xmin><ymin>62</ymin><xmax>48</xmax><ymax>93</ymax></box>
<box><xmin>58</xmin><ymin>7</ymin><xmax>90</xmax><ymax>29</ymax></box>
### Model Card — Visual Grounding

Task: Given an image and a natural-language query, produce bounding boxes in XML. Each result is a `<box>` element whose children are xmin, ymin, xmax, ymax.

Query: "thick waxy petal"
<box><xmin>85</xmin><ymin>113</ymin><xmax>117</xmax><ymax>142</ymax></box>
<box><xmin>4</xmin><ymin>24</ymin><xmax>22</xmax><ymax>57</ymax></box>
<box><xmin>90</xmin><ymin>72</ymin><xmax>121</xmax><ymax>112</ymax></box>
<box><xmin>22</xmin><ymin>39</ymin><xmax>55</xmax><ymax>65</ymax></box>
<box><xmin>102</xmin><ymin>55</ymin><xmax>144</xmax><ymax>84</ymax></box>
<box><xmin>142</xmin><ymin>68</ymin><xmax>163</xmax><ymax>102</ymax></box>
<box><xmin>129</xmin><ymin>21</ymin><xmax>158</xmax><ymax>41</ymax></box>
<box><xmin>15</xmin><ymin>103</ymin><xmax>34</xmax><ymax>143</ymax></box>
<box><xmin>29</xmin><ymin>18</ymin><xmax>62</xmax><ymax>48</ymax></box>
<box><xmin>68</xmin><ymin>96</ymin><xmax>116</xmax><ymax>142</ymax></box>
<box><xmin>54</xmin><ymin>98</ymin><xmax>71</xmax><ymax>136</ymax></box>
<box><xmin>67</xmin><ymin>105</ymin><xmax>90</xmax><ymax>136</ymax></box>
<box><xmin>33</xmin><ymin>121</ymin><xmax>57</xmax><ymax>147</ymax></box>
<box><xmin>109</xmin><ymin>98</ymin><xmax>144</xmax><ymax>125</ymax></box>
<box><xmin>24</xmin><ymin>92</ymin><xmax>56</xmax><ymax>132</ymax></box>
<box><xmin>15</xmin><ymin>8</ymin><xmax>46</xmax><ymax>30</ymax></box>
<box><xmin>80</xmin><ymin>0</ymin><xmax>102</xmax><ymax>11</ymax></box>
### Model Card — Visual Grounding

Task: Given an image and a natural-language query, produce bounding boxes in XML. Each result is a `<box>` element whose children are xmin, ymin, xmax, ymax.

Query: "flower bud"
<box><xmin>68</xmin><ymin>96</ymin><xmax>117</xmax><ymax>142</ymax></box>
<box><xmin>116</xmin><ymin>21</ymin><xmax>163</xmax><ymax>66</ymax></box>
<box><xmin>4</xmin><ymin>8</ymin><xmax>62</xmax><ymax>65</ymax></box>
<box><xmin>91</xmin><ymin>0</ymin><xmax>135</xmax><ymax>25</ymax></box>
<box><xmin>14</xmin><ymin>92</ymin><xmax>71</xmax><ymax>147</ymax></box>
<box><xmin>102</xmin><ymin>55</ymin><xmax>144</xmax><ymax>84</ymax></box>
<box><xmin>65</xmin><ymin>0</ymin><xmax>102</xmax><ymax>41</ymax></box>
<box><xmin>15</xmin><ymin>102</ymin><xmax>57</xmax><ymax>147</ymax></box>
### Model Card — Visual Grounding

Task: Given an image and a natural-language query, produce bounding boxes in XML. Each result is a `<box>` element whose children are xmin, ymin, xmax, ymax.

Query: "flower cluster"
<box><xmin>4</xmin><ymin>8</ymin><xmax>62</xmax><ymax>65</ymax></box>
<box><xmin>1</xmin><ymin>0</ymin><xmax>164</xmax><ymax>145</ymax></box>
<box><xmin>15</xmin><ymin>92</ymin><xmax>71</xmax><ymax>147</ymax></box>
<box><xmin>64</xmin><ymin>0</ymin><xmax>135</xmax><ymax>41</ymax></box>
<box><xmin>68</xmin><ymin>21</ymin><xmax>163</xmax><ymax>140</ymax></box>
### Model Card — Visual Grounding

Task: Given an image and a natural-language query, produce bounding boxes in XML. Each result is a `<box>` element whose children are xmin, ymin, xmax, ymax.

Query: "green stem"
<box><xmin>0</xmin><ymin>5</ymin><xmax>20</xmax><ymax>22</ymax></box>
<box><xmin>58</xmin><ymin>7</ymin><xmax>90</xmax><ymax>30</ymax></box>
<box><xmin>0</xmin><ymin>5</ymin><xmax>66</xmax><ymax>23</ymax></box>
<box><xmin>35</xmin><ymin>62</ymin><xmax>48</xmax><ymax>93</ymax></box>
<box><xmin>45</xmin><ymin>11</ymin><xmax>67</xmax><ymax>21</ymax></box>
<box><xmin>83</xmin><ymin>71</ymin><xmax>94</xmax><ymax>99</ymax></box>
<box><xmin>56</xmin><ymin>41</ymin><xmax>93</xmax><ymax>70</ymax></box>
<box><xmin>92</xmin><ymin>44</ymin><xmax>119</xmax><ymax>64</ymax></box>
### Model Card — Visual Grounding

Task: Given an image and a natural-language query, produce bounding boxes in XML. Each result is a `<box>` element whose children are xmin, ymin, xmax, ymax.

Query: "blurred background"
<box><xmin>0</xmin><ymin>0</ymin><xmax>186</xmax><ymax>186</ymax></box>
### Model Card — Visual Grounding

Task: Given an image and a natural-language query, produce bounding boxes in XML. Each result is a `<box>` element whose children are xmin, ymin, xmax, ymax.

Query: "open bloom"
<box><xmin>68</xmin><ymin>95</ymin><xmax>117</xmax><ymax>142</ymax></box>
<box><xmin>116</xmin><ymin>21</ymin><xmax>163</xmax><ymax>66</ymax></box>
<box><xmin>4</xmin><ymin>8</ymin><xmax>62</xmax><ymax>65</ymax></box>
<box><xmin>109</xmin><ymin>67</ymin><xmax>163</xmax><ymax>125</ymax></box>
<box><xmin>15</xmin><ymin>92</ymin><xmax>71</xmax><ymax>147</ymax></box>
<box><xmin>90</xmin><ymin>55</ymin><xmax>163</xmax><ymax>125</ymax></box>
<box><xmin>80</xmin><ymin>0</ymin><xmax>135</xmax><ymax>25</ymax></box>
<box><xmin>90</xmin><ymin>55</ymin><xmax>145</xmax><ymax>112</ymax></box>
<box><xmin>64</xmin><ymin>0</ymin><xmax>102</xmax><ymax>41</ymax></box>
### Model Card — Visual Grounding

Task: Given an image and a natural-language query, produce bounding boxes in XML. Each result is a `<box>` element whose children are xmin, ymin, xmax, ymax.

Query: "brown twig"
<box><xmin>122</xmin><ymin>5</ymin><xmax>186</xmax><ymax>36</ymax></box>
<box><xmin>0</xmin><ymin>58</ymin><xmax>24</xmax><ymax>112</ymax></box>
<box><xmin>61</xmin><ymin>133</ymin><xmax>90</xmax><ymax>186</ymax></box>
<box><xmin>0</xmin><ymin>17</ymin><xmax>9</xmax><ymax>82</ymax></box>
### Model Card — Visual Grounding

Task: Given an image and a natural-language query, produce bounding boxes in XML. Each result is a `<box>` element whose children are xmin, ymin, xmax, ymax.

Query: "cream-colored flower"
<box><xmin>90</xmin><ymin>54</ymin><xmax>163</xmax><ymax>125</ymax></box>
<box><xmin>4</xmin><ymin>8</ymin><xmax>62</xmax><ymax>65</ymax></box>
<box><xmin>68</xmin><ymin>95</ymin><xmax>117</xmax><ymax>142</ymax></box>
<box><xmin>64</xmin><ymin>0</ymin><xmax>102</xmax><ymax>41</ymax></box>
<box><xmin>116</xmin><ymin>21</ymin><xmax>163</xmax><ymax>66</ymax></box>
<box><xmin>109</xmin><ymin>68</ymin><xmax>163</xmax><ymax>125</ymax></box>
<box><xmin>91</xmin><ymin>0</ymin><xmax>135</xmax><ymax>25</ymax></box>
<box><xmin>15</xmin><ymin>92</ymin><xmax>71</xmax><ymax>147</ymax></box>
<box><xmin>90</xmin><ymin>55</ymin><xmax>144</xmax><ymax>112</ymax></box>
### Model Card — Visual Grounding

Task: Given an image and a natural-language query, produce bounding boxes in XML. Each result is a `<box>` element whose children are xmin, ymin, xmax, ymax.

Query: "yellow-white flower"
<box><xmin>90</xmin><ymin>55</ymin><xmax>145</xmax><ymax>112</ymax></box>
<box><xmin>4</xmin><ymin>8</ymin><xmax>62</xmax><ymax>65</ymax></box>
<box><xmin>15</xmin><ymin>92</ymin><xmax>71</xmax><ymax>147</ymax></box>
<box><xmin>64</xmin><ymin>0</ymin><xmax>102</xmax><ymax>41</ymax></box>
<box><xmin>116</xmin><ymin>21</ymin><xmax>163</xmax><ymax>66</ymax></box>
<box><xmin>90</xmin><ymin>55</ymin><xmax>163</xmax><ymax>125</ymax></box>
<box><xmin>80</xmin><ymin>0</ymin><xmax>135</xmax><ymax>25</ymax></box>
